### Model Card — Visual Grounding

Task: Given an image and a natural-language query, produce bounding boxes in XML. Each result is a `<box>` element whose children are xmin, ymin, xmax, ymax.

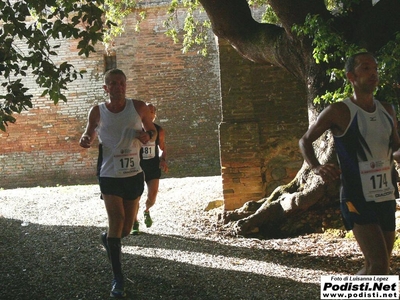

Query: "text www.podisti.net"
<box><xmin>320</xmin><ymin>275</ymin><xmax>399</xmax><ymax>299</ymax></box>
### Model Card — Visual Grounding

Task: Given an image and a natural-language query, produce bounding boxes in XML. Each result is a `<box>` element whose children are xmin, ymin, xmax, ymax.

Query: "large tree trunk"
<box><xmin>198</xmin><ymin>0</ymin><xmax>400</xmax><ymax>237</ymax></box>
<box><xmin>221</xmin><ymin>132</ymin><xmax>341</xmax><ymax>237</ymax></box>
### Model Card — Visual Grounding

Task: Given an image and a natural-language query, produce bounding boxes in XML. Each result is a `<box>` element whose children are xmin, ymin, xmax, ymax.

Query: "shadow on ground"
<box><xmin>1</xmin><ymin>217</ymin><xmax>399</xmax><ymax>300</ymax></box>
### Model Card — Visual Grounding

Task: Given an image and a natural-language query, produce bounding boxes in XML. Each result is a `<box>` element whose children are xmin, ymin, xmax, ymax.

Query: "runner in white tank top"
<box><xmin>97</xmin><ymin>99</ymin><xmax>143</xmax><ymax>178</ymax></box>
<box><xmin>79</xmin><ymin>69</ymin><xmax>157</xmax><ymax>297</ymax></box>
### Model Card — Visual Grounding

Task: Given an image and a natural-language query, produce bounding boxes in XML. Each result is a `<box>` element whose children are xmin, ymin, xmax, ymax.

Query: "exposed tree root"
<box><xmin>222</xmin><ymin>164</ymin><xmax>341</xmax><ymax>238</ymax></box>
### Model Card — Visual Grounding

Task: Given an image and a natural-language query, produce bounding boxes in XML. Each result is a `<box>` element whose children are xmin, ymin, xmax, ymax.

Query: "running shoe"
<box><xmin>130</xmin><ymin>221</ymin><xmax>140</xmax><ymax>235</ymax></box>
<box><xmin>110</xmin><ymin>278</ymin><xmax>126</xmax><ymax>298</ymax></box>
<box><xmin>144</xmin><ymin>211</ymin><xmax>153</xmax><ymax>228</ymax></box>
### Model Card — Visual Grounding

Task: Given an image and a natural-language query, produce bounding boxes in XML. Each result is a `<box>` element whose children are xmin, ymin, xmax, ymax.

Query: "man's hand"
<box><xmin>79</xmin><ymin>135</ymin><xmax>91</xmax><ymax>148</ymax></box>
<box><xmin>312</xmin><ymin>164</ymin><xmax>341</xmax><ymax>182</ymax></box>
<box><xmin>160</xmin><ymin>159</ymin><xmax>168</xmax><ymax>173</ymax></box>
<box><xmin>137</xmin><ymin>131</ymin><xmax>151</xmax><ymax>144</ymax></box>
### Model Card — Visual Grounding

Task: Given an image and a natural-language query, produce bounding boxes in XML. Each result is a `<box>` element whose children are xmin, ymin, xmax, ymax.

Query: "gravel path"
<box><xmin>0</xmin><ymin>176</ymin><xmax>399</xmax><ymax>299</ymax></box>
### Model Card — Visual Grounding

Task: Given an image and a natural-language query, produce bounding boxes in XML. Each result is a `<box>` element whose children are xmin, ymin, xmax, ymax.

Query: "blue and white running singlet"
<box><xmin>334</xmin><ymin>98</ymin><xmax>395</xmax><ymax>204</ymax></box>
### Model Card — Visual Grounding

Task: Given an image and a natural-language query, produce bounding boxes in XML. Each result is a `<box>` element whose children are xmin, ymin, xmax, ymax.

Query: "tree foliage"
<box><xmin>0</xmin><ymin>0</ymin><xmax>212</xmax><ymax>132</ymax></box>
<box><xmin>0</xmin><ymin>0</ymin><xmax>106</xmax><ymax>131</ymax></box>
<box><xmin>164</xmin><ymin>0</ymin><xmax>211</xmax><ymax>56</ymax></box>
<box><xmin>101</xmin><ymin>0</ymin><xmax>141</xmax><ymax>54</ymax></box>
<box><xmin>167</xmin><ymin>0</ymin><xmax>400</xmax><ymax>108</ymax></box>
<box><xmin>292</xmin><ymin>11</ymin><xmax>400</xmax><ymax>107</ymax></box>
<box><xmin>1</xmin><ymin>0</ymin><xmax>400</xmax><ymax>132</ymax></box>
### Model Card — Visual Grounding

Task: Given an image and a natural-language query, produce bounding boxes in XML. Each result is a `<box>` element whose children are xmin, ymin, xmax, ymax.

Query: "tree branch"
<box><xmin>268</xmin><ymin>0</ymin><xmax>330</xmax><ymax>34</ymax></box>
<box><xmin>198</xmin><ymin>0</ymin><xmax>310</xmax><ymax>79</ymax></box>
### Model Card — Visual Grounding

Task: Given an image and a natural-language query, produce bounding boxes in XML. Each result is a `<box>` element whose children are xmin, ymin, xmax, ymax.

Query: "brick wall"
<box><xmin>116</xmin><ymin>6</ymin><xmax>222</xmax><ymax>178</ymax></box>
<box><xmin>0</xmin><ymin>4</ymin><xmax>222</xmax><ymax>189</ymax></box>
<box><xmin>218</xmin><ymin>39</ymin><xmax>308</xmax><ymax>210</ymax></box>
<box><xmin>0</xmin><ymin>38</ymin><xmax>104</xmax><ymax>188</ymax></box>
<box><xmin>0</xmin><ymin>3</ymin><xmax>309</xmax><ymax>213</ymax></box>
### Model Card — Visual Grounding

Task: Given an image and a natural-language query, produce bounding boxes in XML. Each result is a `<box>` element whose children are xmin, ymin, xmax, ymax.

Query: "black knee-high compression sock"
<box><xmin>107</xmin><ymin>237</ymin><xmax>123</xmax><ymax>280</ymax></box>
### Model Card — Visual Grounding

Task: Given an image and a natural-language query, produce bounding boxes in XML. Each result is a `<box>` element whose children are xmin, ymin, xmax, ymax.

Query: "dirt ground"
<box><xmin>0</xmin><ymin>176</ymin><xmax>399</xmax><ymax>299</ymax></box>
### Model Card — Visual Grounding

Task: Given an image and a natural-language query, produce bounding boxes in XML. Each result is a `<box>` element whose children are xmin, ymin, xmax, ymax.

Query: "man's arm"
<box><xmin>299</xmin><ymin>104</ymin><xmax>342</xmax><ymax>182</ymax></box>
<box><xmin>79</xmin><ymin>105</ymin><xmax>100</xmax><ymax>148</ymax></box>
<box><xmin>382</xmin><ymin>102</ymin><xmax>400</xmax><ymax>152</ymax></box>
<box><xmin>158</xmin><ymin>126</ymin><xmax>168</xmax><ymax>173</ymax></box>
<box><xmin>133</xmin><ymin>100</ymin><xmax>157</xmax><ymax>144</ymax></box>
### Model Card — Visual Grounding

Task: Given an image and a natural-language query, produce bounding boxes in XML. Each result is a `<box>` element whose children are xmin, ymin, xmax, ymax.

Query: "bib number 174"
<box><xmin>370</xmin><ymin>173</ymin><xmax>388</xmax><ymax>190</ymax></box>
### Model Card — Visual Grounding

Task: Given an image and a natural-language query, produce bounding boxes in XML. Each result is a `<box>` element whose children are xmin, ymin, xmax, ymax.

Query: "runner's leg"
<box><xmin>352</xmin><ymin>223</ymin><xmax>390</xmax><ymax>274</ymax></box>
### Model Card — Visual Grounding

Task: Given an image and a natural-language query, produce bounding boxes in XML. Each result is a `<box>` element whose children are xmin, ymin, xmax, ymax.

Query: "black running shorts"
<box><xmin>340</xmin><ymin>199</ymin><xmax>396</xmax><ymax>231</ymax></box>
<box><xmin>98</xmin><ymin>172</ymin><xmax>144</xmax><ymax>200</ymax></box>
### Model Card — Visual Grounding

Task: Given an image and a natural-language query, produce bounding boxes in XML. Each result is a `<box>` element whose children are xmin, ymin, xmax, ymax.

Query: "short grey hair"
<box><xmin>104</xmin><ymin>68</ymin><xmax>126</xmax><ymax>84</ymax></box>
<box><xmin>345</xmin><ymin>52</ymin><xmax>376</xmax><ymax>73</ymax></box>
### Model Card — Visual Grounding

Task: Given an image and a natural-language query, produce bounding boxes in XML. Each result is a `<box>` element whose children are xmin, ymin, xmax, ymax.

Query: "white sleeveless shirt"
<box><xmin>334</xmin><ymin>98</ymin><xmax>395</xmax><ymax>202</ymax></box>
<box><xmin>96</xmin><ymin>99</ymin><xmax>143</xmax><ymax>177</ymax></box>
